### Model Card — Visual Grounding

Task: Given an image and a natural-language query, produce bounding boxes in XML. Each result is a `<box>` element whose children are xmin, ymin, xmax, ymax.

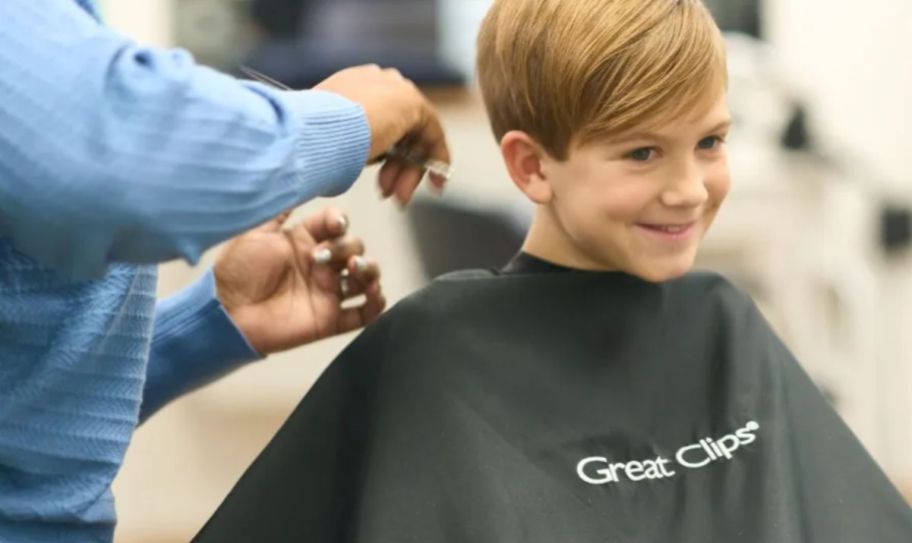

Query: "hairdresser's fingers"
<box><xmin>428</xmin><ymin>167</ymin><xmax>448</xmax><ymax>194</ymax></box>
<box><xmin>310</xmin><ymin>235</ymin><xmax>366</xmax><ymax>271</ymax></box>
<box><xmin>347</xmin><ymin>256</ymin><xmax>381</xmax><ymax>289</ymax></box>
<box><xmin>297</xmin><ymin>207</ymin><xmax>349</xmax><ymax>244</ymax></box>
<box><xmin>336</xmin><ymin>258</ymin><xmax>381</xmax><ymax>301</ymax></box>
<box><xmin>314</xmin><ymin>65</ymin><xmax>451</xmax><ymax>165</ymax></box>
<box><xmin>337</xmin><ymin>281</ymin><xmax>386</xmax><ymax>332</ymax></box>
<box><xmin>391</xmin><ymin>161</ymin><xmax>426</xmax><ymax>207</ymax></box>
<box><xmin>281</xmin><ymin>209</ymin><xmax>348</xmax><ymax>290</ymax></box>
<box><xmin>383</xmin><ymin>67</ymin><xmax>406</xmax><ymax>81</ymax></box>
<box><xmin>413</xmin><ymin>106</ymin><xmax>451</xmax><ymax>187</ymax></box>
<box><xmin>378</xmin><ymin>158</ymin><xmax>406</xmax><ymax>199</ymax></box>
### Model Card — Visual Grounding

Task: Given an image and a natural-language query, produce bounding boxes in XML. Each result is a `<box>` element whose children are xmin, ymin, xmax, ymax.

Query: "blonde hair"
<box><xmin>476</xmin><ymin>0</ymin><xmax>728</xmax><ymax>159</ymax></box>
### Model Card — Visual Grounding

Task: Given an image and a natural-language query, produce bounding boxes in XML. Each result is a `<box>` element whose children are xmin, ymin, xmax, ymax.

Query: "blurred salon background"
<box><xmin>100</xmin><ymin>1</ymin><xmax>912</xmax><ymax>541</ymax></box>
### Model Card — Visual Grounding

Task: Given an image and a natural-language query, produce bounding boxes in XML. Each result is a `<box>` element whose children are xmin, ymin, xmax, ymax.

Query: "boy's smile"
<box><xmin>507</xmin><ymin>94</ymin><xmax>731</xmax><ymax>283</ymax></box>
<box><xmin>635</xmin><ymin>222</ymin><xmax>698</xmax><ymax>243</ymax></box>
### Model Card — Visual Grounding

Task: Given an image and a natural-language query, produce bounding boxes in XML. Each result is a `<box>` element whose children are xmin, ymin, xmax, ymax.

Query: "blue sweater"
<box><xmin>0</xmin><ymin>0</ymin><xmax>371</xmax><ymax>541</ymax></box>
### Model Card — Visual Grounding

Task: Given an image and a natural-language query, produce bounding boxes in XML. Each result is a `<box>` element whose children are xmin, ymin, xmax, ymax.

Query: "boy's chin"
<box><xmin>627</xmin><ymin>256</ymin><xmax>696</xmax><ymax>283</ymax></box>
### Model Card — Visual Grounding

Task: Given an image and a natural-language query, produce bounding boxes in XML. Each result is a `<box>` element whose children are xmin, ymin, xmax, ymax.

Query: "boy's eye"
<box><xmin>698</xmin><ymin>136</ymin><xmax>725</xmax><ymax>150</ymax></box>
<box><xmin>626</xmin><ymin>148</ymin><xmax>655</xmax><ymax>162</ymax></box>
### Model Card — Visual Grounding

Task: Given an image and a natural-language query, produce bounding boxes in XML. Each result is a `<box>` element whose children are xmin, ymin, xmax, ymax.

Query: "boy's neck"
<box><xmin>521</xmin><ymin>207</ymin><xmax>619</xmax><ymax>272</ymax></box>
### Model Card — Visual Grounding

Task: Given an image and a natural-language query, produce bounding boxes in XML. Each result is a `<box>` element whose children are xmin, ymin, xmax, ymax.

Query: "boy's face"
<box><xmin>537</xmin><ymin>94</ymin><xmax>731</xmax><ymax>282</ymax></box>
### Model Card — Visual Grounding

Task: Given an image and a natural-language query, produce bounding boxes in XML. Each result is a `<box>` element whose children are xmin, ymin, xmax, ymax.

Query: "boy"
<box><xmin>194</xmin><ymin>1</ymin><xmax>912</xmax><ymax>541</ymax></box>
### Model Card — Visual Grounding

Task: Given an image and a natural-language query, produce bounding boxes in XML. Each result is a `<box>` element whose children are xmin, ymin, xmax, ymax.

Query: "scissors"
<box><xmin>240</xmin><ymin>66</ymin><xmax>453</xmax><ymax>180</ymax></box>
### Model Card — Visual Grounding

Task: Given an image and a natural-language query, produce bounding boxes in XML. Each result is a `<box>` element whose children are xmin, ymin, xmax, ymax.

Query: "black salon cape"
<box><xmin>194</xmin><ymin>270</ymin><xmax>912</xmax><ymax>542</ymax></box>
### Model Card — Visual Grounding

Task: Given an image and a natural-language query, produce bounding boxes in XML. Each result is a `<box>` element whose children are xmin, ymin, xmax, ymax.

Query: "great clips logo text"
<box><xmin>577</xmin><ymin>421</ymin><xmax>760</xmax><ymax>485</ymax></box>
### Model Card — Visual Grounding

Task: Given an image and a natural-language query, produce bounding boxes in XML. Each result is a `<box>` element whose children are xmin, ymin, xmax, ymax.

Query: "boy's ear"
<box><xmin>500</xmin><ymin>131</ymin><xmax>554</xmax><ymax>204</ymax></box>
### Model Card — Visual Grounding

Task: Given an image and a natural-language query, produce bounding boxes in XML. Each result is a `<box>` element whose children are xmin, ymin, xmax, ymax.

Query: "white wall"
<box><xmin>765</xmin><ymin>0</ymin><xmax>912</xmax><ymax>192</ymax></box>
<box><xmin>99</xmin><ymin>0</ymin><xmax>174</xmax><ymax>47</ymax></box>
<box><xmin>766</xmin><ymin>0</ymin><xmax>912</xmax><ymax>483</ymax></box>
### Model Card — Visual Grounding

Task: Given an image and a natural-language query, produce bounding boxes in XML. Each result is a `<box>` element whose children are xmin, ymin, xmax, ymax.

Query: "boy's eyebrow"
<box><xmin>707</xmin><ymin>119</ymin><xmax>733</xmax><ymax>133</ymax></box>
<box><xmin>611</xmin><ymin>118</ymin><xmax>733</xmax><ymax>144</ymax></box>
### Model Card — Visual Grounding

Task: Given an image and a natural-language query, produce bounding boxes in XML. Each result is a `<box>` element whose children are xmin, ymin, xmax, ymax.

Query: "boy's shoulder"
<box><xmin>347</xmin><ymin>267</ymin><xmax>769</xmax><ymax>374</ymax></box>
<box><xmin>383</xmin><ymin>268</ymin><xmax>500</xmax><ymax>323</ymax></box>
<box><xmin>676</xmin><ymin>269</ymin><xmax>752</xmax><ymax>301</ymax></box>
<box><xmin>434</xmin><ymin>269</ymin><xmax>500</xmax><ymax>282</ymax></box>
<box><xmin>385</xmin><ymin>267</ymin><xmax>753</xmax><ymax>323</ymax></box>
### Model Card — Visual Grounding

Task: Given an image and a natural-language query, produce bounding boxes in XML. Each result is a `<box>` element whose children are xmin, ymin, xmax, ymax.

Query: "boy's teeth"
<box><xmin>648</xmin><ymin>224</ymin><xmax>689</xmax><ymax>233</ymax></box>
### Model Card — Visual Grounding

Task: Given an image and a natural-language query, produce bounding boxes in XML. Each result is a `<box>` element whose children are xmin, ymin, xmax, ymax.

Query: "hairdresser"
<box><xmin>0</xmin><ymin>1</ymin><xmax>450</xmax><ymax>541</ymax></box>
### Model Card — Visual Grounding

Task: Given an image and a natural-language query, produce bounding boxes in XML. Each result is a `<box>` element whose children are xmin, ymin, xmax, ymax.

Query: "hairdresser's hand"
<box><xmin>214</xmin><ymin>207</ymin><xmax>386</xmax><ymax>355</ymax></box>
<box><xmin>315</xmin><ymin>64</ymin><xmax>451</xmax><ymax>205</ymax></box>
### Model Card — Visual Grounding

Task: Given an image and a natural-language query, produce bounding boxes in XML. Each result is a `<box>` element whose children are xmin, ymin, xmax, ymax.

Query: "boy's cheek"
<box><xmin>706</xmin><ymin>164</ymin><xmax>733</xmax><ymax>202</ymax></box>
<box><xmin>554</xmin><ymin>185</ymin><xmax>616</xmax><ymax>222</ymax></box>
<box><xmin>578</xmin><ymin>182</ymin><xmax>655</xmax><ymax>222</ymax></box>
<box><xmin>713</xmin><ymin>173</ymin><xmax>732</xmax><ymax>197</ymax></box>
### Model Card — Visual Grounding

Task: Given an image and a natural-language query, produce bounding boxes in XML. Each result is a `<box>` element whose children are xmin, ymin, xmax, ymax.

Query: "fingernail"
<box><xmin>312</xmin><ymin>248</ymin><xmax>332</xmax><ymax>265</ymax></box>
<box><xmin>338</xmin><ymin>214</ymin><xmax>349</xmax><ymax>232</ymax></box>
<box><xmin>353</xmin><ymin>256</ymin><xmax>368</xmax><ymax>274</ymax></box>
<box><xmin>338</xmin><ymin>277</ymin><xmax>350</xmax><ymax>298</ymax></box>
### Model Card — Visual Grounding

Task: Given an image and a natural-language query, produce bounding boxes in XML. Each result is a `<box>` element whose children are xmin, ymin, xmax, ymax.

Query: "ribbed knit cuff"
<box><xmin>284</xmin><ymin>89</ymin><xmax>371</xmax><ymax>198</ymax></box>
<box><xmin>142</xmin><ymin>269</ymin><xmax>261</xmax><ymax>421</ymax></box>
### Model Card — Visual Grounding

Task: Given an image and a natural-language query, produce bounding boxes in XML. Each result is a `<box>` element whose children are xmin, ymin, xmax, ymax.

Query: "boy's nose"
<box><xmin>660</xmin><ymin>164</ymin><xmax>709</xmax><ymax>208</ymax></box>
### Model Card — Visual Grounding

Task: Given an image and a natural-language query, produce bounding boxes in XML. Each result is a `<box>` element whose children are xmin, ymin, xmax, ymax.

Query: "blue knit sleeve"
<box><xmin>141</xmin><ymin>269</ymin><xmax>260</xmax><ymax>422</ymax></box>
<box><xmin>0</xmin><ymin>0</ymin><xmax>371</xmax><ymax>279</ymax></box>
